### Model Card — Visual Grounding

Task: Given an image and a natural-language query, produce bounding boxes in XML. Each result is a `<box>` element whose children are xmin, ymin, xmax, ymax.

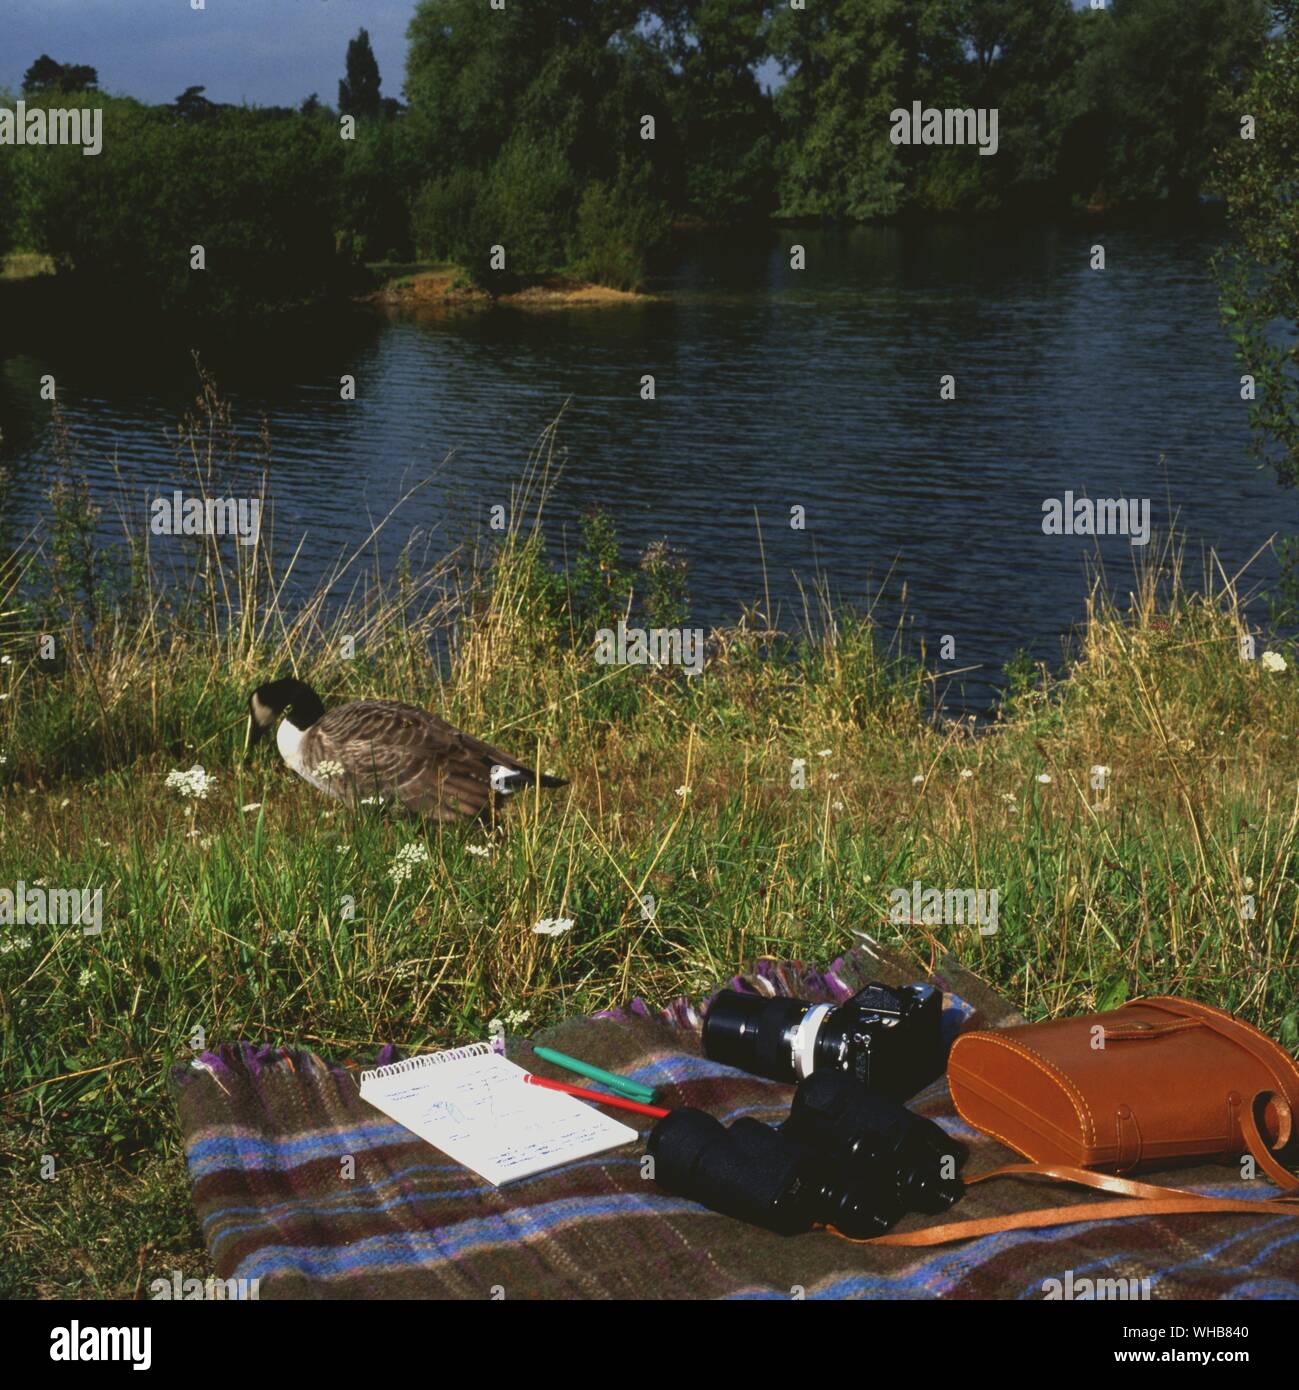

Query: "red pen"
<box><xmin>524</xmin><ymin>1072</ymin><xmax>670</xmax><ymax>1119</ymax></box>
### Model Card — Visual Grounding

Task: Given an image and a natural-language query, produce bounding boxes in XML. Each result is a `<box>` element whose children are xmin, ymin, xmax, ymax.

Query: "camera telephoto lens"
<box><xmin>699</xmin><ymin>991</ymin><xmax>815</xmax><ymax>1083</ymax></box>
<box><xmin>702</xmin><ymin>981</ymin><xmax>945</xmax><ymax>1099</ymax></box>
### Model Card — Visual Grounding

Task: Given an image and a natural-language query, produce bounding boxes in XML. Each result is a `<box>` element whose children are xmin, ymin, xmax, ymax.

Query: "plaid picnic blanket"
<box><xmin>172</xmin><ymin>947</ymin><xmax>1299</xmax><ymax>1299</ymax></box>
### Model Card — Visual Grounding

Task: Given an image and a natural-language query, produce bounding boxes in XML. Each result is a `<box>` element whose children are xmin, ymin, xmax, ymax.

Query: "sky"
<box><xmin>1</xmin><ymin>0</ymin><xmax>417</xmax><ymax>108</ymax></box>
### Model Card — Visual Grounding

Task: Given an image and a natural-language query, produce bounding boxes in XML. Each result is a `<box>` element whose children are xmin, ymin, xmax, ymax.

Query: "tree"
<box><xmin>172</xmin><ymin>86</ymin><xmax>220</xmax><ymax>121</ymax></box>
<box><xmin>948</xmin><ymin>0</ymin><xmax>1082</xmax><ymax>207</ymax></box>
<box><xmin>339</xmin><ymin>28</ymin><xmax>383</xmax><ymax>119</ymax></box>
<box><xmin>770</xmin><ymin>0</ymin><xmax>964</xmax><ymax>219</ymax></box>
<box><xmin>21</xmin><ymin>55</ymin><xmax>99</xmax><ymax>94</ymax></box>
<box><xmin>405</xmin><ymin>0</ymin><xmax>670</xmax><ymax>286</ymax></box>
<box><xmin>404</xmin><ymin>0</ymin><xmax>645</xmax><ymax>172</ymax></box>
<box><xmin>1216</xmin><ymin>18</ymin><xmax>1299</xmax><ymax>491</ymax></box>
<box><xmin>20</xmin><ymin>96</ymin><xmax>346</xmax><ymax>317</ymax></box>
<box><xmin>0</xmin><ymin>139</ymin><xmax>13</xmax><ymax>264</ymax></box>
<box><xmin>657</xmin><ymin>0</ymin><xmax>776</xmax><ymax>220</ymax></box>
<box><xmin>1079</xmin><ymin>0</ymin><xmax>1269</xmax><ymax>205</ymax></box>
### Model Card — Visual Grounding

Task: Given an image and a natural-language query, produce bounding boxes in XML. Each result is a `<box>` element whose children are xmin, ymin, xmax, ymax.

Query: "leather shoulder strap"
<box><xmin>833</xmin><ymin>1090</ymin><xmax>1299</xmax><ymax>1248</ymax></box>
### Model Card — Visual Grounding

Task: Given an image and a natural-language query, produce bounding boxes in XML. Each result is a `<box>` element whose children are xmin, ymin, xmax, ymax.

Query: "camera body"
<box><xmin>702</xmin><ymin>979</ymin><xmax>944</xmax><ymax>1099</ymax></box>
<box><xmin>646</xmin><ymin>1071</ymin><xmax>966</xmax><ymax>1238</ymax></box>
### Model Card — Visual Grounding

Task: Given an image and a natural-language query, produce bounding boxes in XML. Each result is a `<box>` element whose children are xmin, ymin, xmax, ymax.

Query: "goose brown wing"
<box><xmin>303</xmin><ymin>700</ymin><xmax>536</xmax><ymax>820</ymax></box>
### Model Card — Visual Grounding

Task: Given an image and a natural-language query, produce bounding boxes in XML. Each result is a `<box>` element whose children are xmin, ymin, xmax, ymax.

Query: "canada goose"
<box><xmin>245</xmin><ymin>677</ymin><xmax>567</xmax><ymax>821</ymax></box>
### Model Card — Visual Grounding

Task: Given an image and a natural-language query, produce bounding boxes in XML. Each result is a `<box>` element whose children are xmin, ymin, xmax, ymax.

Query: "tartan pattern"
<box><xmin>171</xmin><ymin>948</ymin><xmax>1299</xmax><ymax>1299</ymax></box>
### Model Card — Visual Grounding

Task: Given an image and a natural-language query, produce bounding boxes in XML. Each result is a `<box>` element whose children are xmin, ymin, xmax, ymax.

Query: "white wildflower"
<box><xmin>314</xmin><ymin>759</ymin><xmax>346</xmax><ymax>780</ymax></box>
<box><xmin>360</xmin><ymin>796</ymin><xmax>386</xmax><ymax>806</ymax></box>
<box><xmin>1262</xmin><ymin>651</ymin><xmax>1287</xmax><ymax>674</ymax></box>
<box><xmin>77</xmin><ymin>967</ymin><xmax>92</xmax><ymax>988</ymax></box>
<box><xmin>911</xmin><ymin>774</ymin><xmax>924</xmax><ymax>786</ymax></box>
<box><xmin>241</xmin><ymin>802</ymin><xmax>262</xmax><ymax>813</ymax></box>
<box><xmin>0</xmin><ymin>935</ymin><xmax>32</xmax><ymax>955</ymax></box>
<box><xmin>492</xmin><ymin>1008</ymin><xmax>531</xmax><ymax>1030</ymax></box>
<box><xmin>959</xmin><ymin>768</ymin><xmax>974</xmax><ymax>780</ymax></box>
<box><xmin>1037</xmin><ymin>773</ymin><xmax>1052</xmax><ymax>784</ymax></box>
<box><xmin>675</xmin><ymin>785</ymin><xmax>690</xmax><ymax>798</ymax></box>
<box><xmin>817</xmin><ymin>749</ymin><xmax>832</xmax><ymax>758</ymax></box>
<box><xmin>388</xmin><ymin>842</ymin><xmax>431</xmax><ymax>884</ymax></box>
<box><xmin>166</xmin><ymin>765</ymin><xmax>215</xmax><ymax>800</ymax></box>
<box><xmin>832</xmin><ymin>800</ymin><xmax>845</xmax><ymax>811</ymax></box>
<box><xmin>533</xmin><ymin>917</ymin><xmax>574</xmax><ymax>937</ymax></box>
<box><xmin>467</xmin><ymin>844</ymin><xmax>493</xmax><ymax>858</ymax></box>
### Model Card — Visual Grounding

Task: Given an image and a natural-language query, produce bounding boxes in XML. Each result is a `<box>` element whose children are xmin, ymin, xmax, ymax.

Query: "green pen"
<box><xmin>532</xmin><ymin>1045</ymin><xmax>658</xmax><ymax>1103</ymax></box>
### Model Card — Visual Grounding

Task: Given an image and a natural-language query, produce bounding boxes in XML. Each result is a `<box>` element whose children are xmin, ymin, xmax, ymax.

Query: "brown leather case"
<box><xmin>947</xmin><ymin>995</ymin><xmax>1299</xmax><ymax>1176</ymax></box>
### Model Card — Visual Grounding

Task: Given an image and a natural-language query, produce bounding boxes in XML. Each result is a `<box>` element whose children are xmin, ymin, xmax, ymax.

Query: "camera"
<box><xmin>646</xmin><ymin>1071</ymin><xmax>966</xmax><ymax>1238</ymax></box>
<box><xmin>702</xmin><ymin>980</ymin><xmax>944</xmax><ymax>1098</ymax></box>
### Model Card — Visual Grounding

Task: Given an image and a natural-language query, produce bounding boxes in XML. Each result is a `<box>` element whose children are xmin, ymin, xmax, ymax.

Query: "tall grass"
<box><xmin>1</xmin><ymin>378</ymin><xmax>1297</xmax><ymax>1295</ymax></box>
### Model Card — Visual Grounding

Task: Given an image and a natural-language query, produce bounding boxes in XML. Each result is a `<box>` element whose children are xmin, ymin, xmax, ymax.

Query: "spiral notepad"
<box><xmin>358</xmin><ymin>1042</ymin><xmax>639</xmax><ymax>1186</ymax></box>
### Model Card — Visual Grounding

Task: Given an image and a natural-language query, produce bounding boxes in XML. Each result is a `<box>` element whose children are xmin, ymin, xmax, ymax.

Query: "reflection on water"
<box><xmin>2</xmin><ymin>221</ymin><xmax>1292</xmax><ymax>706</ymax></box>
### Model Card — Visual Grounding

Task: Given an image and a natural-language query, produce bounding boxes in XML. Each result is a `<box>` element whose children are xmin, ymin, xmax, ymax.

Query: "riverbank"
<box><xmin>1</xmin><ymin>393</ymin><xmax>1297</xmax><ymax>1295</ymax></box>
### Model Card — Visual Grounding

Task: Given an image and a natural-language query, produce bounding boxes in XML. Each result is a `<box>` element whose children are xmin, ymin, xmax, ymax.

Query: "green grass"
<box><xmin>2</xmin><ymin>387</ymin><xmax>1298</xmax><ymax>1296</ymax></box>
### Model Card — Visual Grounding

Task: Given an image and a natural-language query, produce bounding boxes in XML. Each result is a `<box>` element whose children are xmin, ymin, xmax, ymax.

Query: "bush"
<box><xmin>487</xmin><ymin>136</ymin><xmax>578</xmax><ymax>278</ymax></box>
<box><xmin>19</xmin><ymin>96</ymin><xmax>346</xmax><ymax>316</ymax></box>
<box><xmin>572</xmin><ymin>163</ymin><xmax>668</xmax><ymax>292</ymax></box>
<box><xmin>338</xmin><ymin>115</ymin><xmax>419</xmax><ymax>264</ymax></box>
<box><xmin>413</xmin><ymin>138</ymin><xmax>582</xmax><ymax>288</ymax></box>
<box><xmin>0</xmin><ymin>153</ymin><xmax>14</xmax><ymax>265</ymax></box>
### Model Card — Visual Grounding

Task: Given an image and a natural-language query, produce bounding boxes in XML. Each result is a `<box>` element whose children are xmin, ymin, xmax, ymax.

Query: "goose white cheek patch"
<box><xmin>490</xmin><ymin>764</ymin><xmax>519</xmax><ymax>794</ymax></box>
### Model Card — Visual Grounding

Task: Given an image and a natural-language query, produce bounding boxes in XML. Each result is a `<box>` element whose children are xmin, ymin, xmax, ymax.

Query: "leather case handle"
<box><xmin>832</xmin><ymin>1090</ymin><xmax>1299</xmax><ymax>1248</ymax></box>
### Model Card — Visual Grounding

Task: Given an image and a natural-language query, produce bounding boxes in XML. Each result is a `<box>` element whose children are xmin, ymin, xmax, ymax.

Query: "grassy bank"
<box><xmin>1</xmin><ymin>388</ymin><xmax>1297</xmax><ymax>1296</ymax></box>
<box><xmin>0</xmin><ymin>252</ymin><xmax>54</xmax><ymax>281</ymax></box>
<box><xmin>362</xmin><ymin>260</ymin><xmax>652</xmax><ymax>312</ymax></box>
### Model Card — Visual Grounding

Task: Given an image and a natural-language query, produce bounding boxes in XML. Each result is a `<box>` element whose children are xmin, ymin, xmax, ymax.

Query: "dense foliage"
<box><xmin>1216</xmin><ymin>6</ymin><xmax>1299</xmax><ymax>600</ymax></box>
<box><xmin>9</xmin><ymin>94</ymin><xmax>344</xmax><ymax>317</ymax></box>
<box><xmin>0</xmin><ymin>1</ymin><xmax>1275</xmax><ymax>312</ymax></box>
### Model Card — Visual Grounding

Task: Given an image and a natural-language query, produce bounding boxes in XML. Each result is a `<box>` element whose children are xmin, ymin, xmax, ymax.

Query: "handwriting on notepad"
<box><xmin>359</xmin><ymin>1044</ymin><xmax>639</xmax><ymax>1186</ymax></box>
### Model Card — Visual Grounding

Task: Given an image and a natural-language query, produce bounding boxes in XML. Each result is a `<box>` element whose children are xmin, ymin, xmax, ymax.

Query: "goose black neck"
<box><xmin>268</xmin><ymin>678</ymin><xmax>326</xmax><ymax>731</ymax></box>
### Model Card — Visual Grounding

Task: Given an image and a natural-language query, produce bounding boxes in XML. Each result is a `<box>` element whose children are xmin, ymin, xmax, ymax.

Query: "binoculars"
<box><xmin>647</xmin><ymin>1070</ymin><xmax>967</xmax><ymax>1239</ymax></box>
